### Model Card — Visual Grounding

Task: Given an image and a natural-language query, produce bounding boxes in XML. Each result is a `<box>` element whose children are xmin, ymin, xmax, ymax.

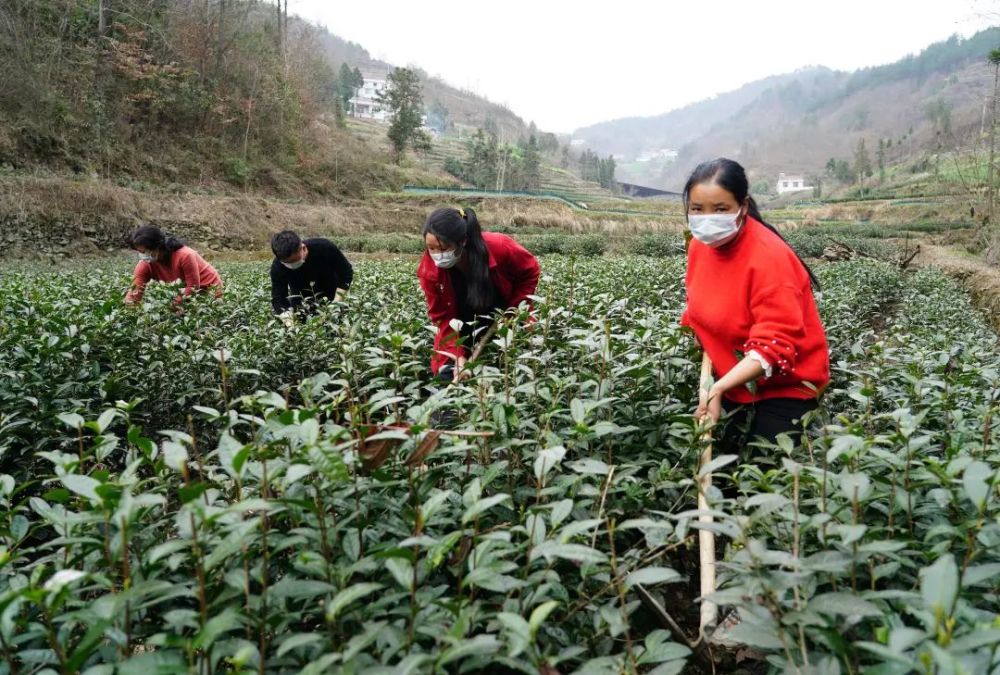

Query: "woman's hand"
<box><xmin>695</xmin><ymin>384</ymin><xmax>723</xmax><ymax>424</ymax></box>
<box><xmin>694</xmin><ymin>356</ymin><xmax>765</xmax><ymax>423</ymax></box>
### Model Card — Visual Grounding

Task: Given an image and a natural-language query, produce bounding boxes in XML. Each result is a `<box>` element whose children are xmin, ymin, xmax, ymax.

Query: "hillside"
<box><xmin>345</xmin><ymin>118</ymin><xmax>618</xmax><ymax>203</ymax></box>
<box><xmin>0</xmin><ymin>0</ymin><xmax>534</xmax><ymax>198</ymax></box>
<box><xmin>309</xmin><ymin>26</ymin><xmax>530</xmax><ymax>140</ymax></box>
<box><xmin>573</xmin><ymin>28</ymin><xmax>1000</xmax><ymax>191</ymax></box>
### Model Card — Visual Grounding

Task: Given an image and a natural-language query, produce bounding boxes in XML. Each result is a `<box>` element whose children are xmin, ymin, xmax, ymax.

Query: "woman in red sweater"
<box><xmin>124</xmin><ymin>225</ymin><xmax>223</xmax><ymax>305</ymax></box>
<box><xmin>418</xmin><ymin>207</ymin><xmax>540</xmax><ymax>382</ymax></box>
<box><xmin>681</xmin><ymin>158</ymin><xmax>829</xmax><ymax>455</ymax></box>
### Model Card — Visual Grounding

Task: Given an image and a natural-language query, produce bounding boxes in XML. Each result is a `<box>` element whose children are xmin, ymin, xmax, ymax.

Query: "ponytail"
<box><xmin>745</xmin><ymin>196</ymin><xmax>820</xmax><ymax>290</ymax></box>
<box><xmin>423</xmin><ymin>206</ymin><xmax>493</xmax><ymax>312</ymax></box>
<box><xmin>458</xmin><ymin>208</ymin><xmax>493</xmax><ymax>312</ymax></box>
<box><xmin>130</xmin><ymin>224</ymin><xmax>185</xmax><ymax>263</ymax></box>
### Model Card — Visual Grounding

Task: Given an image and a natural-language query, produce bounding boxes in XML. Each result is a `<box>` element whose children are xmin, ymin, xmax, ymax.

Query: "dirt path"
<box><xmin>915</xmin><ymin>244</ymin><xmax>1000</xmax><ymax>333</ymax></box>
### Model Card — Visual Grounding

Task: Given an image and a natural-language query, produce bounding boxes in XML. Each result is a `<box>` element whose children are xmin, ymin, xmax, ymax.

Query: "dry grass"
<box><xmin>790</xmin><ymin>197</ymin><xmax>970</xmax><ymax>226</ymax></box>
<box><xmin>916</xmin><ymin>244</ymin><xmax>1000</xmax><ymax>333</ymax></box>
<box><xmin>0</xmin><ymin>175</ymin><xmax>684</xmax><ymax>259</ymax></box>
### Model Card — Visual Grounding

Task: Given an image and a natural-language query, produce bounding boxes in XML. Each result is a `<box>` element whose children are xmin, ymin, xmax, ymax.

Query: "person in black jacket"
<box><xmin>270</xmin><ymin>230</ymin><xmax>353</xmax><ymax>316</ymax></box>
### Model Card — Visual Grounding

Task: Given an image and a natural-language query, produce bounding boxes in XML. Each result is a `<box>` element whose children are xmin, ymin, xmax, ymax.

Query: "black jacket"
<box><xmin>270</xmin><ymin>238</ymin><xmax>353</xmax><ymax>314</ymax></box>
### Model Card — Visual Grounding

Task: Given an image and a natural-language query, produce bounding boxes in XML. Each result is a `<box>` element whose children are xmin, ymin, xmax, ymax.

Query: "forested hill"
<box><xmin>0</xmin><ymin>1</ymin><xmax>530</xmax><ymax>196</ymax></box>
<box><xmin>572</xmin><ymin>28</ymin><xmax>1000</xmax><ymax>190</ymax></box>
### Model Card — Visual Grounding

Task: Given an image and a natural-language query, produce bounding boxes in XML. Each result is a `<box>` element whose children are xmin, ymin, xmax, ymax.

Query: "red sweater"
<box><xmin>418</xmin><ymin>232</ymin><xmax>540</xmax><ymax>374</ymax></box>
<box><xmin>126</xmin><ymin>246</ymin><xmax>223</xmax><ymax>303</ymax></box>
<box><xmin>681</xmin><ymin>217</ymin><xmax>830</xmax><ymax>404</ymax></box>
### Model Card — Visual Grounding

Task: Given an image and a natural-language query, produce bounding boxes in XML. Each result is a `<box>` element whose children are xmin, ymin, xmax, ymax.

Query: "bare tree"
<box><xmin>98</xmin><ymin>0</ymin><xmax>111</xmax><ymax>36</ymax></box>
<box><xmin>987</xmin><ymin>48</ymin><xmax>1000</xmax><ymax>264</ymax></box>
<box><xmin>987</xmin><ymin>49</ymin><xmax>1000</xmax><ymax>225</ymax></box>
<box><xmin>275</xmin><ymin>0</ymin><xmax>282</xmax><ymax>56</ymax></box>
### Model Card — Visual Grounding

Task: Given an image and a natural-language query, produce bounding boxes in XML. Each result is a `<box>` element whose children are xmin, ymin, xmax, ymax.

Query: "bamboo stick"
<box><xmin>698</xmin><ymin>352</ymin><xmax>718</xmax><ymax>635</ymax></box>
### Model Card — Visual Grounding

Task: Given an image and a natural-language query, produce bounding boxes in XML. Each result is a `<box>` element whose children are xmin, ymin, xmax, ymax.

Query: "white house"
<box><xmin>350</xmin><ymin>75</ymin><xmax>390</xmax><ymax>122</ymax></box>
<box><xmin>776</xmin><ymin>172</ymin><xmax>811</xmax><ymax>194</ymax></box>
<box><xmin>636</xmin><ymin>148</ymin><xmax>678</xmax><ymax>163</ymax></box>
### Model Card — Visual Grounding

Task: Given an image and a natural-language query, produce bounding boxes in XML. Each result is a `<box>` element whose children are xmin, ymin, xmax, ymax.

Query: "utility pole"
<box><xmin>496</xmin><ymin>128</ymin><xmax>507</xmax><ymax>192</ymax></box>
<box><xmin>987</xmin><ymin>49</ymin><xmax>1000</xmax><ymax>226</ymax></box>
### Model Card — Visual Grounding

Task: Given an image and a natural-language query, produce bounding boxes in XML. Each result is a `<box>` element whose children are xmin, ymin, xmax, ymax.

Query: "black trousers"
<box><xmin>717</xmin><ymin>396</ymin><xmax>818</xmax><ymax>465</ymax></box>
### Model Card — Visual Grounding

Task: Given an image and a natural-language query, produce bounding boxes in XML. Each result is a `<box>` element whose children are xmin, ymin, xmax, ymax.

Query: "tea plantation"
<box><xmin>1</xmin><ymin>256</ymin><xmax>998</xmax><ymax>674</ymax></box>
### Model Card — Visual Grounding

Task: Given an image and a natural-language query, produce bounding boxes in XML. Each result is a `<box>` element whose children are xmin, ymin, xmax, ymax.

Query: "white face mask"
<box><xmin>281</xmin><ymin>259</ymin><xmax>305</xmax><ymax>270</ymax></box>
<box><xmin>138</xmin><ymin>253</ymin><xmax>155</xmax><ymax>263</ymax></box>
<box><xmin>431</xmin><ymin>249</ymin><xmax>460</xmax><ymax>269</ymax></box>
<box><xmin>687</xmin><ymin>211</ymin><xmax>743</xmax><ymax>246</ymax></box>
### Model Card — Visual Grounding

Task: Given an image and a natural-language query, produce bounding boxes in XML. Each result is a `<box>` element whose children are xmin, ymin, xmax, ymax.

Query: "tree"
<box><xmin>925</xmin><ymin>98</ymin><xmax>952</xmax><ymax>146</ymax></box>
<box><xmin>521</xmin><ymin>134</ymin><xmax>541</xmax><ymax>191</ymax></box>
<box><xmin>445</xmin><ymin>128</ymin><xmax>498</xmax><ymax>189</ymax></box>
<box><xmin>377</xmin><ymin>67</ymin><xmax>425</xmax><ymax>163</ymax></box>
<box><xmin>426</xmin><ymin>99</ymin><xmax>450</xmax><ymax>134</ymax></box>
<box><xmin>987</xmin><ymin>48</ymin><xmax>1000</xmax><ymax>263</ymax></box>
<box><xmin>826</xmin><ymin>157</ymin><xmax>852</xmax><ymax>183</ymax></box>
<box><xmin>854</xmin><ymin>138</ymin><xmax>873</xmax><ymax>185</ymax></box>
<box><xmin>538</xmin><ymin>132</ymin><xmax>559</xmax><ymax>154</ymax></box>
<box><xmin>275</xmin><ymin>0</ymin><xmax>282</xmax><ymax>57</ymax></box>
<box><xmin>336</xmin><ymin>63</ymin><xmax>352</xmax><ymax>112</ymax></box>
<box><xmin>811</xmin><ymin>175</ymin><xmax>823</xmax><ymax>199</ymax></box>
<box><xmin>98</xmin><ymin>0</ymin><xmax>111</xmax><ymax>36</ymax></box>
<box><xmin>336</xmin><ymin>63</ymin><xmax>363</xmax><ymax>115</ymax></box>
<box><xmin>877</xmin><ymin>139</ymin><xmax>887</xmax><ymax>183</ymax></box>
<box><xmin>832</xmin><ymin>159</ymin><xmax>852</xmax><ymax>183</ymax></box>
<box><xmin>352</xmin><ymin>67</ymin><xmax>363</xmax><ymax>101</ymax></box>
<box><xmin>598</xmin><ymin>155</ymin><xmax>616</xmax><ymax>189</ymax></box>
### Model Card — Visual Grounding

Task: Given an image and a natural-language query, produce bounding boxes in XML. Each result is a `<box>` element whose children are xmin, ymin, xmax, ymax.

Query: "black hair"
<box><xmin>683</xmin><ymin>158</ymin><xmax>819</xmax><ymax>289</ymax></box>
<box><xmin>423</xmin><ymin>207</ymin><xmax>492</xmax><ymax>312</ymax></box>
<box><xmin>130</xmin><ymin>225</ymin><xmax>184</xmax><ymax>262</ymax></box>
<box><xmin>271</xmin><ymin>230</ymin><xmax>302</xmax><ymax>260</ymax></box>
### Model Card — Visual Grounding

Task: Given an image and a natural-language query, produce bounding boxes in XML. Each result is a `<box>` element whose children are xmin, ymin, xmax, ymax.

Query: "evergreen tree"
<box><xmin>377</xmin><ymin>67</ymin><xmax>425</xmax><ymax>163</ymax></box>
<box><xmin>522</xmin><ymin>134</ymin><xmax>541</xmax><ymax>191</ymax></box>
<box><xmin>598</xmin><ymin>154</ymin><xmax>616</xmax><ymax>189</ymax></box>
<box><xmin>877</xmin><ymin>139</ymin><xmax>887</xmax><ymax>183</ymax></box>
<box><xmin>854</xmin><ymin>138</ymin><xmax>873</xmax><ymax>185</ymax></box>
<box><xmin>337</xmin><ymin>63</ymin><xmax>363</xmax><ymax>115</ymax></box>
<box><xmin>427</xmin><ymin>100</ymin><xmax>450</xmax><ymax>134</ymax></box>
<box><xmin>446</xmin><ymin>128</ymin><xmax>501</xmax><ymax>189</ymax></box>
<box><xmin>836</xmin><ymin>160</ymin><xmax>852</xmax><ymax>183</ymax></box>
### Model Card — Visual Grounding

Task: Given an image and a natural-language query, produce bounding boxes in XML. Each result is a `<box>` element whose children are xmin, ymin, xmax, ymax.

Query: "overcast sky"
<box><xmin>291</xmin><ymin>0</ymin><xmax>997</xmax><ymax>133</ymax></box>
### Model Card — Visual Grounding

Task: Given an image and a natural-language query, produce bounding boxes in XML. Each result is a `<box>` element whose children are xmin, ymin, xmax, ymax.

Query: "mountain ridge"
<box><xmin>572</xmin><ymin>28</ymin><xmax>1000</xmax><ymax>190</ymax></box>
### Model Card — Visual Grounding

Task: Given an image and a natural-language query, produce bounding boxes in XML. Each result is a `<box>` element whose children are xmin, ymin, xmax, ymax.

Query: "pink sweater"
<box><xmin>126</xmin><ymin>246</ymin><xmax>223</xmax><ymax>303</ymax></box>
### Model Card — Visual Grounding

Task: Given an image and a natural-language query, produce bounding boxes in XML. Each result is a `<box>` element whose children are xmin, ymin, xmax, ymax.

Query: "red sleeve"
<box><xmin>125</xmin><ymin>262</ymin><xmax>152</xmax><ymax>303</ymax></box>
<box><xmin>743</xmin><ymin>283</ymin><xmax>806</xmax><ymax>376</ymax></box>
<box><xmin>419</xmin><ymin>273</ymin><xmax>463</xmax><ymax>370</ymax></box>
<box><xmin>177</xmin><ymin>250</ymin><xmax>201</xmax><ymax>298</ymax></box>
<box><xmin>501</xmin><ymin>237</ymin><xmax>541</xmax><ymax>307</ymax></box>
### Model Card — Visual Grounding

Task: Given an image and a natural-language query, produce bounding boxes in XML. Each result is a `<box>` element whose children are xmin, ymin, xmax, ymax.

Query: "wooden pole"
<box><xmin>698</xmin><ymin>352</ymin><xmax>718</xmax><ymax>635</ymax></box>
<box><xmin>468</xmin><ymin>320</ymin><xmax>500</xmax><ymax>363</ymax></box>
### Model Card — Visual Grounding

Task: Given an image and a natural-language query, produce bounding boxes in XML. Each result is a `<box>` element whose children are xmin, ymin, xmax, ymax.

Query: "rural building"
<box><xmin>776</xmin><ymin>172</ymin><xmax>811</xmax><ymax>194</ymax></box>
<box><xmin>350</xmin><ymin>75</ymin><xmax>390</xmax><ymax>121</ymax></box>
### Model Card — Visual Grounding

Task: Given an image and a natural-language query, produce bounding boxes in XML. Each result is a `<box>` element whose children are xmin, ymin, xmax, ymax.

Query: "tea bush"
<box><xmin>0</xmin><ymin>256</ymin><xmax>997</xmax><ymax>673</ymax></box>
